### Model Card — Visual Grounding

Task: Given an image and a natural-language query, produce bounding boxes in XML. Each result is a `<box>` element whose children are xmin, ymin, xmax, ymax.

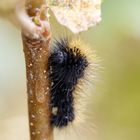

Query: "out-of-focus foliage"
<box><xmin>0</xmin><ymin>0</ymin><xmax>140</xmax><ymax>140</ymax></box>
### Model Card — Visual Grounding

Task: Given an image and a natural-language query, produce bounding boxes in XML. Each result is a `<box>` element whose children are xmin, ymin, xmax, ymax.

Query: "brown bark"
<box><xmin>22</xmin><ymin>0</ymin><xmax>53</xmax><ymax>140</ymax></box>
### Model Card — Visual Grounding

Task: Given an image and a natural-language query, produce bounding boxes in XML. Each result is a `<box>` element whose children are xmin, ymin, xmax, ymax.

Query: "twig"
<box><xmin>22</xmin><ymin>0</ymin><xmax>53</xmax><ymax>140</ymax></box>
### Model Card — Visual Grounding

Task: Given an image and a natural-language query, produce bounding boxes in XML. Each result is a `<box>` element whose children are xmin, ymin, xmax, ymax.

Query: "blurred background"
<box><xmin>0</xmin><ymin>0</ymin><xmax>140</xmax><ymax>140</ymax></box>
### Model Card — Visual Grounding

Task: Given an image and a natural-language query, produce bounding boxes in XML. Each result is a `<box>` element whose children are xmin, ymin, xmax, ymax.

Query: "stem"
<box><xmin>22</xmin><ymin>0</ymin><xmax>53</xmax><ymax>140</ymax></box>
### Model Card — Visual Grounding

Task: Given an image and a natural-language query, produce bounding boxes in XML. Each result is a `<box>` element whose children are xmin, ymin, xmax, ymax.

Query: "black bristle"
<box><xmin>48</xmin><ymin>38</ymin><xmax>88</xmax><ymax>128</ymax></box>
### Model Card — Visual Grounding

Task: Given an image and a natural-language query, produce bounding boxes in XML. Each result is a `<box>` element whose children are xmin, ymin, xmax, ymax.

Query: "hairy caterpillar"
<box><xmin>48</xmin><ymin>38</ymin><xmax>98</xmax><ymax>128</ymax></box>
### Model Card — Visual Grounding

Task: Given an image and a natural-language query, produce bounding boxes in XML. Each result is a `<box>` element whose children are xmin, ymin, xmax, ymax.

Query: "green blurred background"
<box><xmin>0</xmin><ymin>0</ymin><xmax>140</xmax><ymax>140</ymax></box>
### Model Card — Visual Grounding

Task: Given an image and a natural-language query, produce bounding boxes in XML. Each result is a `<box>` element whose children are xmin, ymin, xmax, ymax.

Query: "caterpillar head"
<box><xmin>49</xmin><ymin>39</ymin><xmax>88</xmax><ymax>81</ymax></box>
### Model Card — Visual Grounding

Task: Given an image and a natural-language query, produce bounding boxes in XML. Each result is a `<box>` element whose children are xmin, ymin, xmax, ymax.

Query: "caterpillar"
<box><xmin>48</xmin><ymin>38</ymin><xmax>98</xmax><ymax>128</ymax></box>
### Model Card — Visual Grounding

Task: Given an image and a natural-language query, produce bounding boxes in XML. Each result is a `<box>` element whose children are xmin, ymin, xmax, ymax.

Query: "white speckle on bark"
<box><xmin>31</xmin><ymin>114</ymin><xmax>35</xmax><ymax>118</ymax></box>
<box><xmin>29</xmin><ymin>63</ymin><xmax>33</xmax><ymax>67</ymax></box>
<box><xmin>37</xmin><ymin>130</ymin><xmax>41</xmax><ymax>134</ymax></box>
<box><xmin>43</xmin><ymin>70</ymin><xmax>46</xmax><ymax>73</ymax></box>
<box><xmin>32</xmin><ymin>131</ymin><xmax>36</xmax><ymax>135</ymax></box>
<box><xmin>30</xmin><ymin>100</ymin><xmax>34</xmax><ymax>103</ymax></box>
<box><xmin>30</xmin><ymin>122</ymin><xmax>34</xmax><ymax>126</ymax></box>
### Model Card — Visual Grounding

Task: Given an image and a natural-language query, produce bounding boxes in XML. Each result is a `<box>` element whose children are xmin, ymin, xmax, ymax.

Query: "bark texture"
<box><xmin>22</xmin><ymin>0</ymin><xmax>53</xmax><ymax>140</ymax></box>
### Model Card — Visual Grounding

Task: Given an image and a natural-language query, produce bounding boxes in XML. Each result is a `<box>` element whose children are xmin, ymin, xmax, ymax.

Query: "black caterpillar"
<box><xmin>48</xmin><ymin>38</ymin><xmax>88</xmax><ymax>128</ymax></box>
